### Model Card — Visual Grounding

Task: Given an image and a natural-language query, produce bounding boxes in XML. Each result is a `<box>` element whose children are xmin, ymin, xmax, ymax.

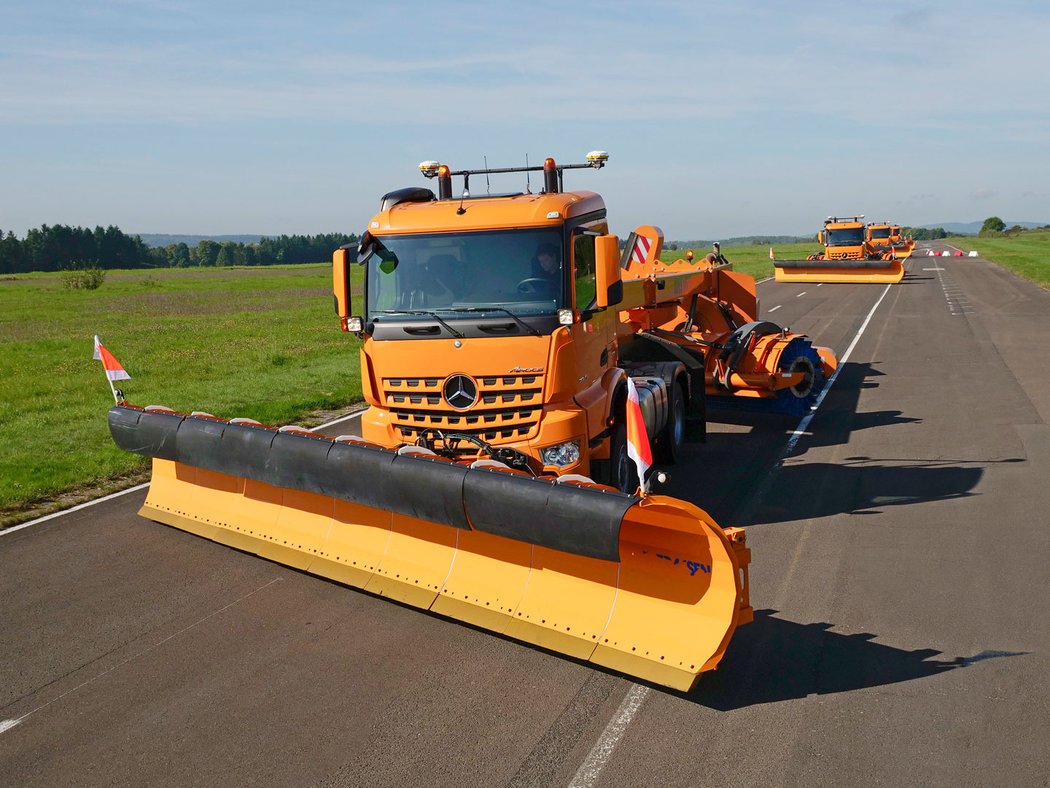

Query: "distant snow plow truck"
<box><xmin>866</xmin><ymin>221</ymin><xmax>915</xmax><ymax>259</ymax></box>
<box><xmin>774</xmin><ymin>215</ymin><xmax>905</xmax><ymax>283</ymax></box>
<box><xmin>110</xmin><ymin>152</ymin><xmax>838</xmax><ymax>691</ymax></box>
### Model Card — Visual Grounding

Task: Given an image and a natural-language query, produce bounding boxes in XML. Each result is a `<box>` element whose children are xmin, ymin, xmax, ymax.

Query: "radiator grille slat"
<box><xmin>383</xmin><ymin>373</ymin><xmax>544</xmax><ymax>443</ymax></box>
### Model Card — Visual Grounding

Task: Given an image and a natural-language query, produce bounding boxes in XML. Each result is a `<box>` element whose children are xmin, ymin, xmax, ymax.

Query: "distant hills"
<box><xmin>920</xmin><ymin>221</ymin><xmax>1046</xmax><ymax>235</ymax></box>
<box><xmin>136</xmin><ymin>234</ymin><xmax>268</xmax><ymax>247</ymax></box>
<box><xmin>668</xmin><ymin>235</ymin><xmax>812</xmax><ymax>248</ymax></box>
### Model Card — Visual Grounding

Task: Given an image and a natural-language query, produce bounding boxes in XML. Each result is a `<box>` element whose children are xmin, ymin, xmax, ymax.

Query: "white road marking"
<box><xmin>0</xmin><ymin>578</ymin><xmax>281</xmax><ymax>735</ymax></box>
<box><xmin>796</xmin><ymin>291</ymin><xmax>807</xmax><ymax>297</ymax></box>
<box><xmin>1</xmin><ymin>409</ymin><xmax>367</xmax><ymax>536</ymax></box>
<box><xmin>784</xmin><ymin>283</ymin><xmax>892</xmax><ymax>453</ymax></box>
<box><xmin>768</xmin><ymin>305</ymin><xmax>782</xmax><ymax>313</ymax></box>
<box><xmin>756</xmin><ymin>275</ymin><xmax>773</xmax><ymax>284</ymax></box>
<box><xmin>817</xmin><ymin>283</ymin><xmax>823</xmax><ymax>287</ymax></box>
<box><xmin>0</xmin><ymin>484</ymin><xmax>150</xmax><ymax>536</ymax></box>
<box><xmin>568</xmin><ymin>683</ymin><xmax>651</xmax><ymax>788</ymax></box>
<box><xmin>569</xmin><ymin>284</ymin><xmax>895</xmax><ymax>784</ymax></box>
<box><xmin>923</xmin><ymin>267</ymin><xmax>945</xmax><ymax>271</ymax></box>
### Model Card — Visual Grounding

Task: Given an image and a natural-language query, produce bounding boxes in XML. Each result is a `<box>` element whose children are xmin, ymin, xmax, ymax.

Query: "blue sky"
<box><xmin>2</xmin><ymin>1</ymin><xmax>1048</xmax><ymax>240</ymax></box>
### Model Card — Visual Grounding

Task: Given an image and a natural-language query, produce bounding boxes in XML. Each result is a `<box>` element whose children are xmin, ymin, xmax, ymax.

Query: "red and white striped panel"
<box><xmin>630</xmin><ymin>234</ymin><xmax>652</xmax><ymax>266</ymax></box>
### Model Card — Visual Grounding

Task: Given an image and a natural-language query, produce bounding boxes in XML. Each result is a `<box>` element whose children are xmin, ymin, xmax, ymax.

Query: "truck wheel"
<box><xmin>656</xmin><ymin>380</ymin><xmax>686</xmax><ymax>464</ymax></box>
<box><xmin>606</xmin><ymin>422</ymin><xmax>638</xmax><ymax>494</ymax></box>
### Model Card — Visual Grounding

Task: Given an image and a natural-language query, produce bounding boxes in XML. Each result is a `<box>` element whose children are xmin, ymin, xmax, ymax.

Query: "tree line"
<box><xmin>902</xmin><ymin>226</ymin><xmax>948</xmax><ymax>241</ymax></box>
<box><xmin>0</xmin><ymin>224</ymin><xmax>359</xmax><ymax>275</ymax></box>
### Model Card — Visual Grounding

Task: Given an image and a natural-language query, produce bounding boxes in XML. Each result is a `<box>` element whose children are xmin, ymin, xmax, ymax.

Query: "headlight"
<box><xmin>540</xmin><ymin>439</ymin><xmax>581</xmax><ymax>468</ymax></box>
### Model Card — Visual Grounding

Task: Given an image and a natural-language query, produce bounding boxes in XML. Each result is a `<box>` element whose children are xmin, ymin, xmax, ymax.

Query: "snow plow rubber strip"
<box><xmin>109</xmin><ymin>405</ymin><xmax>635</xmax><ymax>561</ymax></box>
<box><xmin>109</xmin><ymin>404</ymin><xmax>752</xmax><ymax>691</ymax></box>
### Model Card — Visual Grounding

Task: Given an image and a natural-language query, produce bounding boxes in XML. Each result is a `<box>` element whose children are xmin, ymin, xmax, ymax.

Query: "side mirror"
<box><xmin>332</xmin><ymin>248</ymin><xmax>362</xmax><ymax>332</ymax></box>
<box><xmin>594</xmin><ymin>234</ymin><xmax>623</xmax><ymax>308</ymax></box>
<box><xmin>817</xmin><ymin>231</ymin><xmax>825</xmax><ymax>245</ymax></box>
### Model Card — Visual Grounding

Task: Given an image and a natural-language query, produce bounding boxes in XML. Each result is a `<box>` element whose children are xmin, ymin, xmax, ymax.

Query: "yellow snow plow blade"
<box><xmin>890</xmin><ymin>242</ymin><xmax>914</xmax><ymax>260</ymax></box>
<box><xmin>111</xmin><ymin>404</ymin><xmax>751</xmax><ymax>691</ymax></box>
<box><xmin>773</xmin><ymin>258</ymin><xmax>904</xmax><ymax>284</ymax></box>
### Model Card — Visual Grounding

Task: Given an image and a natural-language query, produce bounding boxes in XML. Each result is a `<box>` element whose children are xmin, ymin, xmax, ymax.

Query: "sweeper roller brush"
<box><xmin>110</xmin><ymin>404</ymin><xmax>752</xmax><ymax>691</ymax></box>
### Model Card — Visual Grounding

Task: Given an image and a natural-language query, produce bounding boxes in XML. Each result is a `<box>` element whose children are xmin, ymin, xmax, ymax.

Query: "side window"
<box><xmin>573</xmin><ymin>234</ymin><xmax>596</xmax><ymax>311</ymax></box>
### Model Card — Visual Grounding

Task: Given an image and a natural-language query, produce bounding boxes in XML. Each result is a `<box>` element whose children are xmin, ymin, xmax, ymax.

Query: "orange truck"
<box><xmin>774</xmin><ymin>215</ymin><xmax>905</xmax><ymax>283</ymax></box>
<box><xmin>335</xmin><ymin>153</ymin><xmax>836</xmax><ymax>489</ymax></box>
<box><xmin>866</xmin><ymin>221</ymin><xmax>915</xmax><ymax>258</ymax></box>
<box><xmin>107</xmin><ymin>153</ymin><xmax>835</xmax><ymax>690</ymax></box>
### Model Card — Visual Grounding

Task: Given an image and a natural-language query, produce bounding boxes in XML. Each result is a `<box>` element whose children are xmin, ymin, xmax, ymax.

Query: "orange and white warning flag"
<box><xmin>625</xmin><ymin>377</ymin><xmax>652</xmax><ymax>493</ymax></box>
<box><xmin>93</xmin><ymin>335</ymin><xmax>131</xmax><ymax>381</ymax></box>
<box><xmin>769</xmin><ymin>246</ymin><xmax>775</xmax><ymax>260</ymax></box>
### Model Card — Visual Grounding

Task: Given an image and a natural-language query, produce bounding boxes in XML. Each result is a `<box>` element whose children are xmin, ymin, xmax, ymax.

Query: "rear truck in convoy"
<box><xmin>109</xmin><ymin>153</ymin><xmax>837</xmax><ymax>690</ymax></box>
<box><xmin>774</xmin><ymin>215</ymin><xmax>905</xmax><ymax>283</ymax></box>
<box><xmin>866</xmin><ymin>221</ymin><xmax>915</xmax><ymax>259</ymax></box>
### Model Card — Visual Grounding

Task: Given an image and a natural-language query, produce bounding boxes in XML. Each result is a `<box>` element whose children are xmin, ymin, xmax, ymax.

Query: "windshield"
<box><xmin>365</xmin><ymin>228</ymin><xmax>564</xmax><ymax>320</ymax></box>
<box><xmin>869</xmin><ymin>227</ymin><xmax>891</xmax><ymax>239</ymax></box>
<box><xmin>826</xmin><ymin>227</ymin><xmax>865</xmax><ymax>246</ymax></box>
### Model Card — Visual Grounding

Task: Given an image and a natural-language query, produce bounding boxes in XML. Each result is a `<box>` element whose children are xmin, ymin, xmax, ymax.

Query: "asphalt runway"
<box><xmin>3</xmin><ymin>245</ymin><xmax>1048</xmax><ymax>786</ymax></box>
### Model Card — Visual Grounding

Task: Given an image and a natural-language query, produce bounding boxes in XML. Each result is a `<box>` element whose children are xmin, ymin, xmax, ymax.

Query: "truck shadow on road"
<box><xmin>701</xmin><ymin>362</ymin><xmax>919</xmax><ymax>465</ymax></box>
<box><xmin>745</xmin><ymin>458</ymin><xmax>984</xmax><ymax>525</ymax></box>
<box><xmin>667</xmin><ymin>360</ymin><xmax>1000</xmax><ymax>525</ymax></box>
<box><xmin>680</xmin><ymin>610</ymin><xmax>1026</xmax><ymax>710</ymax></box>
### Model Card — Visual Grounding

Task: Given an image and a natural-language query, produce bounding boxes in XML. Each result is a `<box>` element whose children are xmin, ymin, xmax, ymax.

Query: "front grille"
<box><xmin>383</xmin><ymin>374</ymin><xmax>544</xmax><ymax>442</ymax></box>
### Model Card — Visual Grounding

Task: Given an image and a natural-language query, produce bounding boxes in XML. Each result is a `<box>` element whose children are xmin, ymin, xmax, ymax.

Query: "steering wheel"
<box><xmin>516</xmin><ymin>277</ymin><xmax>549</xmax><ymax>295</ymax></box>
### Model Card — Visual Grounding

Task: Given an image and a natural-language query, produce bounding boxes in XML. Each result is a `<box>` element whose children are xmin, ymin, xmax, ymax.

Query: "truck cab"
<box><xmin>816</xmin><ymin>215</ymin><xmax>871</xmax><ymax>260</ymax></box>
<box><xmin>866</xmin><ymin>222</ymin><xmax>893</xmax><ymax>250</ymax></box>
<box><xmin>332</xmin><ymin>154</ymin><xmax>633</xmax><ymax>484</ymax></box>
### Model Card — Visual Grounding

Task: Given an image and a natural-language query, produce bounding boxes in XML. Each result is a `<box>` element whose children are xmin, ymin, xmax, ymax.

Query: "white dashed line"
<box><xmin>796</xmin><ymin>291</ymin><xmax>807</xmax><ymax>297</ymax></box>
<box><xmin>768</xmin><ymin>305</ymin><xmax>782</xmax><ymax>313</ymax></box>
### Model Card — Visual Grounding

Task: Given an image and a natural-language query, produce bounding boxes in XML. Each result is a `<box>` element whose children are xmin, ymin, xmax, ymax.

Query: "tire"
<box><xmin>656</xmin><ymin>380</ymin><xmax>686</xmax><ymax>464</ymax></box>
<box><xmin>605</xmin><ymin>421</ymin><xmax>638</xmax><ymax>494</ymax></box>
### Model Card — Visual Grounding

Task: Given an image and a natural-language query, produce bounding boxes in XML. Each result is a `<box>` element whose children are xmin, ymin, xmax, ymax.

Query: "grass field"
<box><xmin>0</xmin><ymin>264</ymin><xmax>365</xmax><ymax>524</ymax></box>
<box><xmin>949</xmin><ymin>230</ymin><xmax>1050</xmax><ymax>289</ymax></box>
<box><xmin>658</xmin><ymin>241</ymin><xmax>819</xmax><ymax>279</ymax></box>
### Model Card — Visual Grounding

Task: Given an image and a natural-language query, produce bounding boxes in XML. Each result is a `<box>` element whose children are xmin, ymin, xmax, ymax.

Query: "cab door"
<box><xmin>569</xmin><ymin>227</ymin><xmax>617</xmax><ymax>438</ymax></box>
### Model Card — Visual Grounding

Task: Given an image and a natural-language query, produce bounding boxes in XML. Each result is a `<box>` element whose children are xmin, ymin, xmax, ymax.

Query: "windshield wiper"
<box><xmin>444</xmin><ymin>307</ymin><xmax>540</xmax><ymax>336</ymax></box>
<box><xmin>372</xmin><ymin>309</ymin><xmax>464</xmax><ymax>338</ymax></box>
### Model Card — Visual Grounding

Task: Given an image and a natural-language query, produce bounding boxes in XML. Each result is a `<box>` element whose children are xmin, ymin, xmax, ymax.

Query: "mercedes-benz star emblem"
<box><xmin>443</xmin><ymin>374</ymin><xmax>478</xmax><ymax>410</ymax></box>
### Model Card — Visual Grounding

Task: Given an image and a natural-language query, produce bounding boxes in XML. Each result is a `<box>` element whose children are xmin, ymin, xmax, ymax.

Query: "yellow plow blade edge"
<box><xmin>116</xmin><ymin>405</ymin><xmax>750</xmax><ymax>691</ymax></box>
<box><xmin>773</xmin><ymin>259</ymin><xmax>904</xmax><ymax>284</ymax></box>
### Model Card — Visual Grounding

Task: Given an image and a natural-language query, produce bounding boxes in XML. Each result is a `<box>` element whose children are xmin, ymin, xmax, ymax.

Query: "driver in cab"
<box><xmin>521</xmin><ymin>242</ymin><xmax>561</xmax><ymax>298</ymax></box>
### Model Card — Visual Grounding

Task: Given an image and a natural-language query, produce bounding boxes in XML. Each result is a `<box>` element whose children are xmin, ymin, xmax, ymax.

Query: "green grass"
<box><xmin>0</xmin><ymin>264</ymin><xmax>365</xmax><ymax>521</ymax></box>
<box><xmin>659</xmin><ymin>241</ymin><xmax>818</xmax><ymax>279</ymax></box>
<box><xmin>948</xmin><ymin>230</ymin><xmax>1050</xmax><ymax>289</ymax></box>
